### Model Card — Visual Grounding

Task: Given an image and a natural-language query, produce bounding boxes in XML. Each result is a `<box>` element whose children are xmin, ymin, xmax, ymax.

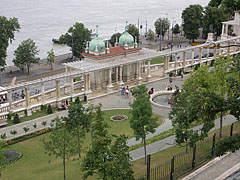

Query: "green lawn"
<box><xmin>1</xmin><ymin>109</ymin><xmax>163</xmax><ymax>180</ymax></box>
<box><xmin>150</xmin><ymin>57</ymin><xmax>164</xmax><ymax>65</ymax></box>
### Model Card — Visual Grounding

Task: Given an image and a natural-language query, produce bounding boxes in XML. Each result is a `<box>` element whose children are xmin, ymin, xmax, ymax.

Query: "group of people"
<box><xmin>120</xmin><ymin>84</ymin><xmax>131</xmax><ymax>97</ymax></box>
<box><xmin>148</xmin><ymin>87</ymin><xmax>155</xmax><ymax>95</ymax></box>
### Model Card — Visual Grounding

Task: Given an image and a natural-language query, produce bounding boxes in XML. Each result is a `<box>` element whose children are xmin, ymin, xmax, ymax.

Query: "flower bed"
<box><xmin>110</xmin><ymin>115</ymin><xmax>128</xmax><ymax>122</ymax></box>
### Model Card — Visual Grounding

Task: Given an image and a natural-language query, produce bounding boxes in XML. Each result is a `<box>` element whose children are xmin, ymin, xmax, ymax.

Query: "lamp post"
<box><xmin>159</xmin><ymin>20</ymin><xmax>162</xmax><ymax>51</ymax></box>
<box><xmin>170</xmin><ymin>19</ymin><xmax>175</xmax><ymax>61</ymax></box>
<box><xmin>71</xmin><ymin>27</ymin><xmax>74</xmax><ymax>59</ymax></box>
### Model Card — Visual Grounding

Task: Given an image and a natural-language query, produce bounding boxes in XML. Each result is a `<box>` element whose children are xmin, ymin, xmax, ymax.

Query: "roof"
<box><xmin>82</xmin><ymin>46</ymin><xmax>141</xmax><ymax>59</ymax></box>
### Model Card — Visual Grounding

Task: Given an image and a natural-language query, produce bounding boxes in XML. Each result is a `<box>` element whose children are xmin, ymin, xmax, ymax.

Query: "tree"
<box><xmin>0</xmin><ymin>133</ymin><xmax>7</xmax><ymax>141</ymax></box>
<box><xmin>208</xmin><ymin>0</ymin><xmax>222</xmax><ymax>7</ymax></box>
<box><xmin>13</xmin><ymin>113</ymin><xmax>20</xmax><ymax>123</ymax></box>
<box><xmin>109</xmin><ymin>32</ymin><xmax>121</xmax><ymax>47</ymax></box>
<box><xmin>147</xmin><ymin>29</ymin><xmax>154</xmax><ymax>41</ymax></box>
<box><xmin>42</xmin><ymin>117</ymin><xmax>76</xmax><ymax>180</ymax></box>
<box><xmin>126</xmin><ymin>24</ymin><xmax>140</xmax><ymax>43</ymax></box>
<box><xmin>66</xmin><ymin>101</ymin><xmax>90</xmax><ymax>158</ymax></box>
<box><xmin>47</xmin><ymin>48</ymin><xmax>55</xmax><ymax>70</ymax></box>
<box><xmin>182</xmin><ymin>4</ymin><xmax>204</xmax><ymax>42</ymax></box>
<box><xmin>81</xmin><ymin>104</ymin><xmax>112</xmax><ymax>180</ymax></box>
<box><xmin>59</xmin><ymin>22</ymin><xmax>91</xmax><ymax>58</ymax></box>
<box><xmin>13</xmin><ymin>39</ymin><xmax>40</xmax><ymax>75</ymax></box>
<box><xmin>130</xmin><ymin>84</ymin><xmax>158</xmax><ymax>164</ymax></box>
<box><xmin>221</xmin><ymin>0</ymin><xmax>240</xmax><ymax>15</ymax></box>
<box><xmin>0</xmin><ymin>16</ymin><xmax>20</xmax><ymax>70</ymax></box>
<box><xmin>10</xmin><ymin>130</ymin><xmax>17</xmax><ymax>139</ymax></box>
<box><xmin>154</xmin><ymin>18</ymin><xmax>170</xmax><ymax>39</ymax></box>
<box><xmin>173</xmin><ymin>24</ymin><xmax>180</xmax><ymax>35</ymax></box>
<box><xmin>203</xmin><ymin>6</ymin><xmax>228</xmax><ymax>38</ymax></box>
<box><xmin>32</xmin><ymin>123</ymin><xmax>37</xmax><ymax>133</ymax></box>
<box><xmin>41</xmin><ymin>121</ymin><xmax>47</xmax><ymax>129</ymax></box>
<box><xmin>47</xmin><ymin>105</ymin><xmax>53</xmax><ymax>114</ymax></box>
<box><xmin>215</xmin><ymin>134</ymin><xmax>240</xmax><ymax>157</ymax></box>
<box><xmin>23</xmin><ymin>126</ymin><xmax>29</xmax><ymax>135</ymax></box>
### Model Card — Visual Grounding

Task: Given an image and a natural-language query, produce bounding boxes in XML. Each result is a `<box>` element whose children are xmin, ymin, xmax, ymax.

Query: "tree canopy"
<box><xmin>154</xmin><ymin>18</ymin><xmax>170</xmax><ymax>39</ymax></box>
<box><xmin>126</xmin><ymin>24</ymin><xmax>140</xmax><ymax>43</ymax></box>
<box><xmin>182</xmin><ymin>4</ymin><xmax>204</xmax><ymax>42</ymax></box>
<box><xmin>13</xmin><ymin>39</ymin><xmax>40</xmax><ymax>75</ymax></box>
<box><xmin>59</xmin><ymin>22</ymin><xmax>91</xmax><ymax>59</ymax></box>
<box><xmin>0</xmin><ymin>16</ymin><xmax>20</xmax><ymax>70</ymax></box>
<box><xmin>47</xmin><ymin>48</ymin><xmax>55</xmax><ymax>70</ymax></box>
<box><xmin>173</xmin><ymin>24</ymin><xmax>180</xmax><ymax>35</ymax></box>
<box><xmin>109</xmin><ymin>32</ymin><xmax>121</xmax><ymax>47</ymax></box>
<box><xmin>147</xmin><ymin>29</ymin><xmax>154</xmax><ymax>41</ymax></box>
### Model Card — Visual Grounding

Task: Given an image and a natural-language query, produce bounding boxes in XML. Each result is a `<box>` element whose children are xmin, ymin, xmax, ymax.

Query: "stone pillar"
<box><xmin>107</xmin><ymin>68</ymin><xmax>113</xmax><ymax>89</ymax></box>
<box><xmin>115</xmin><ymin>66</ymin><xmax>119</xmax><ymax>84</ymax></box>
<box><xmin>183</xmin><ymin>51</ymin><xmax>186</xmax><ymax>68</ymax></box>
<box><xmin>199</xmin><ymin>47</ymin><xmax>202</xmax><ymax>63</ymax></box>
<box><xmin>137</xmin><ymin>61</ymin><xmax>142</xmax><ymax>82</ymax></box>
<box><xmin>225</xmin><ymin>24</ymin><xmax>228</xmax><ymax>35</ymax></box>
<box><xmin>8</xmin><ymin>90</ymin><xmax>12</xmax><ymax>111</ymax></box>
<box><xmin>164</xmin><ymin>56</ymin><xmax>168</xmax><ymax>72</ymax></box>
<box><xmin>147</xmin><ymin>59</ymin><xmax>151</xmax><ymax>80</ymax></box>
<box><xmin>214</xmin><ymin>45</ymin><xmax>217</xmax><ymax>58</ymax></box>
<box><xmin>174</xmin><ymin>53</ymin><xmax>178</xmax><ymax>70</ymax></box>
<box><xmin>25</xmin><ymin>86</ymin><xmax>31</xmax><ymax>116</ymax></box>
<box><xmin>119</xmin><ymin>65</ymin><xmax>124</xmax><ymax>85</ymax></box>
<box><xmin>70</xmin><ymin>77</ymin><xmax>74</xmax><ymax>96</ymax></box>
<box><xmin>191</xmin><ymin>50</ymin><xmax>195</xmax><ymax>65</ymax></box>
<box><xmin>87</xmin><ymin>74</ymin><xmax>91</xmax><ymax>93</ymax></box>
<box><xmin>222</xmin><ymin>24</ymin><xmax>225</xmax><ymax>35</ymax></box>
<box><xmin>56</xmin><ymin>80</ymin><xmax>60</xmax><ymax>101</ymax></box>
<box><xmin>41</xmin><ymin>82</ymin><xmax>45</xmax><ymax>104</ymax></box>
<box><xmin>84</xmin><ymin>74</ymin><xmax>88</xmax><ymax>92</ymax></box>
<box><xmin>95</xmin><ymin>71</ymin><xmax>102</xmax><ymax>90</ymax></box>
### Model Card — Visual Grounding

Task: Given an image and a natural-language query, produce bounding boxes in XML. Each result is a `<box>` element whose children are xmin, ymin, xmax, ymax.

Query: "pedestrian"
<box><xmin>174</xmin><ymin>73</ymin><xmax>176</xmax><ymax>80</ymax></box>
<box><xmin>169</xmin><ymin>77</ymin><xmax>173</xmax><ymax>84</ymax></box>
<box><xmin>181</xmin><ymin>72</ymin><xmax>184</xmax><ymax>80</ymax></box>
<box><xmin>125</xmin><ymin>86</ymin><xmax>129</xmax><ymax>98</ymax></box>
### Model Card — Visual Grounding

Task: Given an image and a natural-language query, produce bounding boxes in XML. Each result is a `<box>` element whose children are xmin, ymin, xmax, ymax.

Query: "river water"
<box><xmin>1</xmin><ymin>0</ymin><xmax>209</xmax><ymax>66</ymax></box>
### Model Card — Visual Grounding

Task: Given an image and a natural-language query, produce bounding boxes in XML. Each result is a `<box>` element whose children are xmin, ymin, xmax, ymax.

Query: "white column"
<box><xmin>199</xmin><ymin>47</ymin><xmax>202</xmax><ymax>63</ymax></box>
<box><xmin>56</xmin><ymin>80</ymin><xmax>60</xmax><ymax>101</ymax></box>
<box><xmin>191</xmin><ymin>50</ymin><xmax>195</xmax><ymax>65</ymax></box>
<box><xmin>147</xmin><ymin>59</ymin><xmax>151</xmax><ymax>78</ymax></box>
<box><xmin>41</xmin><ymin>82</ymin><xmax>45</xmax><ymax>104</ymax></box>
<box><xmin>222</xmin><ymin>24</ymin><xmax>225</xmax><ymax>35</ymax></box>
<box><xmin>115</xmin><ymin>66</ymin><xmax>119</xmax><ymax>84</ymax></box>
<box><xmin>70</xmin><ymin>77</ymin><xmax>74</xmax><ymax>96</ymax></box>
<box><xmin>87</xmin><ymin>74</ymin><xmax>91</xmax><ymax>92</ymax></box>
<box><xmin>8</xmin><ymin>90</ymin><xmax>12</xmax><ymax>111</ymax></box>
<box><xmin>119</xmin><ymin>65</ymin><xmax>123</xmax><ymax>85</ymax></box>
<box><xmin>227</xmin><ymin>42</ymin><xmax>231</xmax><ymax>54</ymax></box>
<box><xmin>25</xmin><ymin>86</ymin><xmax>30</xmax><ymax>109</ymax></box>
<box><xmin>107</xmin><ymin>68</ymin><xmax>113</xmax><ymax>88</ymax></box>
<box><xmin>84</xmin><ymin>74</ymin><xmax>88</xmax><ymax>92</ymax></box>
<box><xmin>137</xmin><ymin>61</ymin><xmax>142</xmax><ymax>81</ymax></box>
<box><xmin>225</xmin><ymin>24</ymin><xmax>229</xmax><ymax>35</ymax></box>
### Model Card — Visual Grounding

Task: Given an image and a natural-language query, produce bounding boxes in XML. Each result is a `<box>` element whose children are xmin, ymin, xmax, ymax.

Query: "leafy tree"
<box><xmin>13</xmin><ymin>113</ymin><xmax>20</xmax><ymax>123</ymax></box>
<box><xmin>109</xmin><ymin>32</ymin><xmax>121</xmax><ymax>47</ymax></box>
<box><xmin>10</xmin><ymin>130</ymin><xmax>17</xmax><ymax>139</ymax></box>
<box><xmin>47</xmin><ymin>48</ymin><xmax>55</xmax><ymax>70</ymax></box>
<box><xmin>147</xmin><ymin>29</ymin><xmax>154</xmax><ymax>41</ymax></box>
<box><xmin>154</xmin><ymin>18</ymin><xmax>170</xmax><ymax>40</ymax></box>
<box><xmin>126</xmin><ymin>24</ymin><xmax>140</xmax><ymax>43</ymax></box>
<box><xmin>66</xmin><ymin>101</ymin><xmax>90</xmax><ymax>158</ymax></box>
<box><xmin>130</xmin><ymin>84</ymin><xmax>158</xmax><ymax>164</ymax></box>
<box><xmin>23</xmin><ymin>126</ymin><xmax>29</xmax><ymax>135</ymax></box>
<box><xmin>203</xmin><ymin>6</ymin><xmax>228</xmax><ymax>38</ymax></box>
<box><xmin>221</xmin><ymin>0</ymin><xmax>240</xmax><ymax>15</ymax></box>
<box><xmin>42</xmin><ymin>117</ymin><xmax>76</xmax><ymax>180</ymax></box>
<box><xmin>0</xmin><ymin>133</ymin><xmax>7</xmax><ymax>141</ymax></box>
<box><xmin>41</xmin><ymin>121</ymin><xmax>47</xmax><ymax>129</ymax></box>
<box><xmin>173</xmin><ymin>24</ymin><xmax>180</xmax><ymax>35</ymax></box>
<box><xmin>47</xmin><ymin>105</ymin><xmax>53</xmax><ymax>114</ymax></box>
<box><xmin>59</xmin><ymin>22</ymin><xmax>91</xmax><ymax>58</ymax></box>
<box><xmin>32</xmin><ymin>123</ymin><xmax>37</xmax><ymax>133</ymax></box>
<box><xmin>107</xmin><ymin>135</ymin><xmax>134</xmax><ymax>180</ymax></box>
<box><xmin>13</xmin><ymin>39</ymin><xmax>40</xmax><ymax>75</ymax></box>
<box><xmin>182</xmin><ymin>4</ymin><xmax>204</xmax><ymax>42</ymax></box>
<box><xmin>81</xmin><ymin>104</ymin><xmax>112</xmax><ymax>180</ymax></box>
<box><xmin>208</xmin><ymin>0</ymin><xmax>222</xmax><ymax>7</ymax></box>
<box><xmin>215</xmin><ymin>134</ymin><xmax>240</xmax><ymax>156</ymax></box>
<box><xmin>0</xmin><ymin>16</ymin><xmax>20</xmax><ymax>70</ymax></box>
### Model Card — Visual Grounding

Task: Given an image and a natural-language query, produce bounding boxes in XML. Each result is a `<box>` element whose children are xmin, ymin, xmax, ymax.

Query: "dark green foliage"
<box><xmin>109</xmin><ymin>32</ymin><xmax>121</xmax><ymax>47</ymax></box>
<box><xmin>40</xmin><ymin>104</ymin><xmax>47</xmax><ymax>111</ymax></box>
<box><xmin>182</xmin><ymin>5</ymin><xmax>204</xmax><ymax>42</ymax></box>
<box><xmin>215</xmin><ymin>134</ymin><xmax>240</xmax><ymax>156</ymax></box>
<box><xmin>24</xmin><ymin>109</ymin><xmax>27</xmax><ymax>117</ymax></box>
<box><xmin>13</xmin><ymin>113</ymin><xmax>20</xmax><ymax>124</ymax></box>
<box><xmin>59</xmin><ymin>22</ymin><xmax>91</xmax><ymax>58</ymax></box>
<box><xmin>154</xmin><ymin>18</ymin><xmax>170</xmax><ymax>39</ymax></box>
<box><xmin>7</xmin><ymin>113</ymin><xmax>12</xmax><ymax>121</ymax></box>
<box><xmin>173</xmin><ymin>24</ymin><xmax>180</xmax><ymax>35</ymax></box>
<box><xmin>47</xmin><ymin>105</ymin><xmax>53</xmax><ymax>114</ymax></box>
<box><xmin>75</xmin><ymin>97</ymin><xmax>80</xmax><ymax>104</ymax></box>
<box><xmin>127</xmin><ymin>24</ymin><xmax>140</xmax><ymax>43</ymax></box>
<box><xmin>0</xmin><ymin>16</ymin><xmax>20</xmax><ymax>70</ymax></box>
<box><xmin>13</xmin><ymin>39</ymin><xmax>40</xmax><ymax>75</ymax></box>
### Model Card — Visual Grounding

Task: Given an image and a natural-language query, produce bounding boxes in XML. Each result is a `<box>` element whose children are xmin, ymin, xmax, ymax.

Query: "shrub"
<box><xmin>7</xmin><ymin>113</ymin><xmax>12</xmax><ymax>121</ymax></box>
<box><xmin>40</xmin><ymin>104</ymin><xmax>47</xmax><ymax>111</ymax></box>
<box><xmin>75</xmin><ymin>97</ymin><xmax>80</xmax><ymax>104</ymax></box>
<box><xmin>13</xmin><ymin>114</ymin><xmax>20</xmax><ymax>124</ymax></box>
<box><xmin>24</xmin><ymin>109</ymin><xmax>27</xmax><ymax>117</ymax></box>
<box><xmin>47</xmin><ymin>105</ymin><xmax>53</xmax><ymax>114</ymax></box>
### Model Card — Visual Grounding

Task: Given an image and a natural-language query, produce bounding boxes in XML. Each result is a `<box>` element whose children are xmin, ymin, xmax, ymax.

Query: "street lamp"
<box><xmin>159</xmin><ymin>20</ymin><xmax>162</xmax><ymax>51</ymax></box>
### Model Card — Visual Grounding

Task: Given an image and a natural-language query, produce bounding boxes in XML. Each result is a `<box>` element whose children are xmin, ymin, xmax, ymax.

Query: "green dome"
<box><xmin>119</xmin><ymin>31</ymin><xmax>134</xmax><ymax>47</ymax></box>
<box><xmin>89</xmin><ymin>36</ymin><xmax>106</xmax><ymax>53</ymax></box>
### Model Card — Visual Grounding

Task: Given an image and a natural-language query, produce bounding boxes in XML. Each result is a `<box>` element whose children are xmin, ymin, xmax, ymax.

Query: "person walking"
<box><xmin>181</xmin><ymin>72</ymin><xmax>184</xmax><ymax>81</ymax></box>
<box><xmin>169</xmin><ymin>77</ymin><xmax>173</xmax><ymax>84</ymax></box>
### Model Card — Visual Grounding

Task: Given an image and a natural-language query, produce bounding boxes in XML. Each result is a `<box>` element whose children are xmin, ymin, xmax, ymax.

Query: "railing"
<box><xmin>135</xmin><ymin>121</ymin><xmax>240</xmax><ymax>180</ymax></box>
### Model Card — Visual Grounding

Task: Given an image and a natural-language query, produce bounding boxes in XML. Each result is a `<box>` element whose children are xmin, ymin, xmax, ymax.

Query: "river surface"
<box><xmin>1</xmin><ymin>0</ymin><xmax>209</xmax><ymax>66</ymax></box>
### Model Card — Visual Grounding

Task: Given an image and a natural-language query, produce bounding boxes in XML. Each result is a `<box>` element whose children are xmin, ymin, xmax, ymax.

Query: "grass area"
<box><xmin>1</xmin><ymin>109</ymin><xmax>163</xmax><ymax>180</ymax></box>
<box><xmin>149</xmin><ymin>57</ymin><xmax>164</xmax><ymax>65</ymax></box>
